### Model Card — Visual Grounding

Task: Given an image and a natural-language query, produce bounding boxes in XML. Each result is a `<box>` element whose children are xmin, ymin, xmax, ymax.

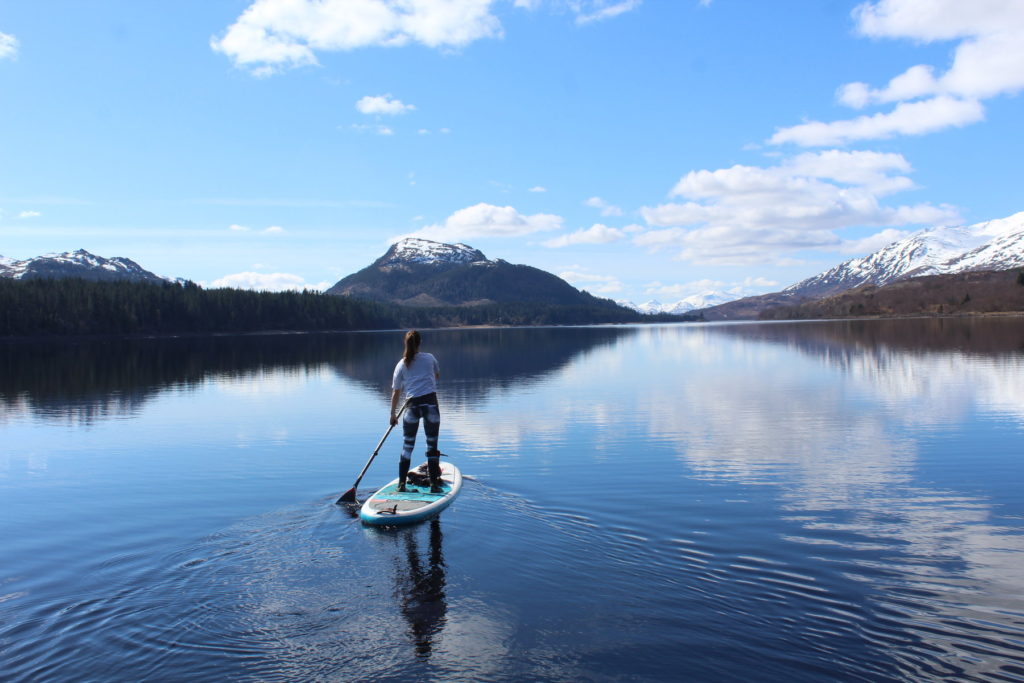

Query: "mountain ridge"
<box><xmin>618</xmin><ymin>292</ymin><xmax>735</xmax><ymax>315</ymax></box>
<box><xmin>694</xmin><ymin>210</ymin><xmax>1024</xmax><ymax>319</ymax></box>
<box><xmin>0</xmin><ymin>249</ymin><xmax>168</xmax><ymax>285</ymax></box>
<box><xmin>784</xmin><ymin>211</ymin><xmax>1024</xmax><ymax>299</ymax></box>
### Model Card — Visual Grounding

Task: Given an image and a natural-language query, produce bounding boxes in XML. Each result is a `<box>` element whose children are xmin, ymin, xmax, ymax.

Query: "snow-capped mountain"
<box><xmin>379</xmin><ymin>238</ymin><xmax>492</xmax><ymax>269</ymax></box>
<box><xmin>619</xmin><ymin>292</ymin><xmax>737</xmax><ymax>315</ymax></box>
<box><xmin>0</xmin><ymin>249</ymin><xmax>168</xmax><ymax>284</ymax></box>
<box><xmin>617</xmin><ymin>300</ymin><xmax>665</xmax><ymax>314</ymax></box>
<box><xmin>670</xmin><ymin>292</ymin><xmax>736</xmax><ymax>313</ymax></box>
<box><xmin>786</xmin><ymin>211</ymin><xmax>1024</xmax><ymax>298</ymax></box>
<box><xmin>913</xmin><ymin>220</ymin><xmax>1024</xmax><ymax>276</ymax></box>
<box><xmin>327</xmin><ymin>237</ymin><xmax>626</xmax><ymax>310</ymax></box>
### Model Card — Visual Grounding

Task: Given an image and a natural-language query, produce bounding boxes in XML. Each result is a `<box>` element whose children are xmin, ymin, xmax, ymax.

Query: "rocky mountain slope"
<box><xmin>762</xmin><ymin>268</ymin><xmax>1024</xmax><ymax>320</ymax></box>
<box><xmin>327</xmin><ymin>237</ymin><xmax>627</xmax><ymax>310</ymax></box>
<box><xmin>0</xmin><ymin>249</ymin><xmax>167</xmax><ymax>284</ymax></box>
<box><xmin>784</xmin><ymin>212</ymin><xmax>1024</xmax><ymax>299</ymax></box>
<box><xmin>695</xmin><ymin>211</ymin><xmax>1024</xmax><ymax>319</ymax></box>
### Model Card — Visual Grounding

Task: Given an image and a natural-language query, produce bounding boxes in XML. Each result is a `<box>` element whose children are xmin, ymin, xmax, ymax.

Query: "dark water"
<box><xmin>2</xmin><ymin>320</ymin><xmax>1024</xmax><ymax>681</ymax></box>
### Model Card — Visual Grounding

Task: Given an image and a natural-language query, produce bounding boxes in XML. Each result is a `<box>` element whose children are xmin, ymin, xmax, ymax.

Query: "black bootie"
<box><xmin>397</xmin><ymin>458</ymin><xmax>410</xmax><ymax>492</ymax></box>
<box><xmin>427</xmin><ymin>452</ymin><xmax>442</xmax><ymax>493</ymax></box>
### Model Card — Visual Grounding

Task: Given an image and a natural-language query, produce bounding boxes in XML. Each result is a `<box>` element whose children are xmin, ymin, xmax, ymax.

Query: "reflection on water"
<box><xmin>395</xmin><ymin>519</ymin><xmax>448</xmax><ymax>658</ymax></box>
<box><xmin>708</xmin><ymin>319</ymin><xmax>1024</xmax><ymax>426</ymax></box>
<box><xmin>2</xmin><ymin>318</ymin><xmax>1024</xmax><ymax>681</ymax></box>
<box><xmin>0</xmin><ymin>327</ymin><xmax>630</xmax><ymax>424</ymax></box>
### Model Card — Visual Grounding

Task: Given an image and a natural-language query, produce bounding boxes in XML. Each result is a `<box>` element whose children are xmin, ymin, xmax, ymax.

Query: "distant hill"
<box><xmin>618</xmin><ymin>292</ymin><xmax>735</xmax><ymax>315</ymax></box>
<box><xmin>0</xmin><ymin>249</ymin><xmax>168</xmax><ymax>285</ymax></box>
<box><xmin>760</xmin><ymin>268</ymin><xmax>1024</xmax><ymax>320</ymax></box>
<box><xmin>692</xmin><ymin>292</ymin><xmax>808</xmax><ymax>321</ymax></box>
<box><xmin>327</xmin><ymin>237</ymin><xmax>628</xmax><ymax>311</ymax></box>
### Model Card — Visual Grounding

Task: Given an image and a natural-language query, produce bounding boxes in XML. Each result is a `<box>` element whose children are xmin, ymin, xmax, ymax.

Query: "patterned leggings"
<box><xmin>401</xmin><ymin>403</ymin><xmax>440</xmax><ymax>462</ymax></box>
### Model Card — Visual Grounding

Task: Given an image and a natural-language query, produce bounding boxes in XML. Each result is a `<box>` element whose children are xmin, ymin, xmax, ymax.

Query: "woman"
<box><xmin>390</xmin><ymin>330</ymin><xmax>442</xmax><ymax>492</ymax></box>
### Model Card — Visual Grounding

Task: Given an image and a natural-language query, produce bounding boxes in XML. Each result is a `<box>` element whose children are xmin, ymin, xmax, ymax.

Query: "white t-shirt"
<box><xmin>392</xmin><ymin>352</ymin><xmax>439</xmax><ymax>399</ymax></box>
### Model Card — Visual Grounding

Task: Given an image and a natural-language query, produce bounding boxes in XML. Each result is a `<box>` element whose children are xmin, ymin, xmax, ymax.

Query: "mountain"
<box><xmin>619</xmin><ymin>292</ymin><xmax>736</xmax><ymax>315</ymax></box>
<box><xmin>690</xmin><ymin>211</ymin><xmax>1024</xmax><ymax>320</ymax></box>
<box><xmin>919</xmin><ymin>221</ymin><xmax>1024</xmax><ymax>276</ymax></box>
<box><xmin>691</xmin><ymin>292</ymin><xmax>808</xmax><ymax>321</ymax></box>
<box><xmin>327</xmin><ymin>237</ymin><xmax>627</xmax><ymax>310</ymax></box>
<box><xmin>762</xmin><ymin>268</ymin><xmax>1024</xmax><ymax>320</ymax></box>
<box><xmin>617</xmin><ymin>300</ymin><xmax>665</xmax><ymax>314</ymax></box>
<box><xmin>0</xmin><ymin>249</ymin><xmax>168</xmax><ymax>284</ymax></box>
<box><xmin>784</xmin><ymin>212</ymin><xmax>1024</xmax><ymax>299</ymax></box>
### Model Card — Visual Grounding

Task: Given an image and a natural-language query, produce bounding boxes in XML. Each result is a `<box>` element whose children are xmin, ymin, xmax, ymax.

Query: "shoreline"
<box><xmin>4</xmin><ymin>310</ymin><xmax>1024</xmax><ymax>344</ymax></box>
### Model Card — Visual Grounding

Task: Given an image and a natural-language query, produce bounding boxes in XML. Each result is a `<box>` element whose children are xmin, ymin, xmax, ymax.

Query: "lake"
<box><xmin>2</xmin><ymin>319</ymin><xmax>1024</xmax><ymax>681</ymax></box>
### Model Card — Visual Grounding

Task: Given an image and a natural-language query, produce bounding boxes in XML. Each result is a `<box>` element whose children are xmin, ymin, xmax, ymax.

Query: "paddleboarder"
<box><xmin>391</xmin><ymin>330</ymin><xmax>442</xmax><ymax>493</ymax></box>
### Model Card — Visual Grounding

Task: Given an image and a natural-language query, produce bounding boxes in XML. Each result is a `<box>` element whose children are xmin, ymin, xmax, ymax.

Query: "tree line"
<box><xmin>0</xmin><ymin>278</ymin><xmax>692</xmax><ymax>337</ymax></box>
<box><xmin>759</xmin><ymin>268</ymin><xmax>1024</xmax><ymax>320</ymax></box>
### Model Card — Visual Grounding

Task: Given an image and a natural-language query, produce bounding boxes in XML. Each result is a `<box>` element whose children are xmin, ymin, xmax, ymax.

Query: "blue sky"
<box><xmin>1</xmin><ymin>1</ymin><xmax>1022</xmax><ymax>303</ymax></box>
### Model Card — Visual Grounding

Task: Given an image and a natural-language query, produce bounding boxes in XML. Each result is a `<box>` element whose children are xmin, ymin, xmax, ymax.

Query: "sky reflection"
<box><xmin>3</xmin><ymin>320</ymin><xmax>1024</xmax><ymax>679</ymax></box>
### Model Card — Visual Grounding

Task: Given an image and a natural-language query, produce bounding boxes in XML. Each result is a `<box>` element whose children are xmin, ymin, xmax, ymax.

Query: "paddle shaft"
<box><xmin>337</xmin><ymin>398</ymin><xmax>410</xmax><ymax>504</ymax></box>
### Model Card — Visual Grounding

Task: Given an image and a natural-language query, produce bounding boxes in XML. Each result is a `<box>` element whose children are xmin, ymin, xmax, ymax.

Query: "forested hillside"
<box><xmin>760</xmin><ymin>269</ymin><xmax>1024</xmax><ymax>320</ymax></box>
<box><xmin>0</xmin><ymin>278</ymin><xmax>690</xmax><ymax>337</ymax></box>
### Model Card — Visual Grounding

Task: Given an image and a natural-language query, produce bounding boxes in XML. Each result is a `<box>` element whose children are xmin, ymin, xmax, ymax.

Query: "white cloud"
<box><xmin>838</xmin><ymin>65</ymin><xmax>937</xmax><ymax>109</ymax></box>
<box><xmin>0</xmin><ymin>32</ymin><xmax>17</xmax><ymax>60</ymax></box>
<box><xmin>543</xmin><ymin>223</ymin><xmax>626</xmax><ymax>247</ymax></box>
<box><xmin>573</xmin><ymin>0</ymin><xmax>642</xmax><ymax>25</ymax></box>
<box><xmin>229</xmin><ymin>223</ymin><xmax>286</xmax><ymax>234</ymax></box>
<box><xmin>399</xmin><ymin>203</ymin><xmax>563</xmax><ymax>242</ymax></box>
<box><xmin>17</xmin><ymin>211</ymin><xmax>41</xmax><ymax>219</ymax></box>
<box><xmin>740</xmin><ymin>275</ymin><xmax>780</xmax><ymax>289</ymax></box>
<box><xmin>637</xmin><ymin>150</ymin><xmax>959</xmax><ymax>266</ymax></box>
<box><xmin>558</xmin><ymin>270</ymin><xmax>623</xmax><ymax>294</ymax></box>
<box><xmin>356</xmin><ymin>94</ymin><xmax>415</xmax><ymax>115</ymax></box>
<box><xmin>211</xmin><ymin>271</ymin><xmax>329</xmax><ymax>292</ymax></box>
<box><xmin>212</xmin><ymin>0</ymin><xmax>505</xmax><ymax>75</ymax></box>
<box><xmin>644</xmin><ymin>276</ymin><xmax>780</xmax><ymax>300</ymax></box>
<box><xmin>855</xmin><ymin>1</ymin><xmax>1024</xmax><ymax>101</ymax></box>
<box><xmin>771</xmin><ymin>0</ymin><xmax>1024</xmax><ymax>146</ymax></box>
<box><xmin>583</xmin><ymin>196</ymin><xmax>624</xmax><ymax>217</ymax></box>
<box><xmin>350</xmin><ymin>123</ymin><xmax>396</xmax><ymax>135</ymax></box>
<box><xmin>212</xmin><ymin>0</ymin><xmax>642</xmax><ymax>74</ymax></box>
<box><xmin>770</xmin><ymin>96</ymin><xmax>985</xmax><ymax>147</ymax></box>
<box><xmin>839</xmin><ymin>228</ymin><xmax>910</xmax><ymax>254</ymax></box>
<box><xmin>645</xmin><ymin>279</ymin><xmax>725</xmax><ymax>298</ymax></box>
<box><xmin>529</xmin><ymin>186</ymin><xmax>547</xmax><ymax>193</ymax></box>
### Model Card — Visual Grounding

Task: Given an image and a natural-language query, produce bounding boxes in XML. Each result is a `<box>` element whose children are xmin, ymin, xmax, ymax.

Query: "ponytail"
<box><xmin>403</xmin><ymin>330</ymin><xmax>421</xmax><ymax>366</ymax></box>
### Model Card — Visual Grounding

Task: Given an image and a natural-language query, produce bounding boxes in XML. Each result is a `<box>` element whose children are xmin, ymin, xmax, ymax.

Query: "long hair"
<box><xmin>403</xmin><ymin>330</ymin><xmax>421</xmax><ymax>366</ymax></box>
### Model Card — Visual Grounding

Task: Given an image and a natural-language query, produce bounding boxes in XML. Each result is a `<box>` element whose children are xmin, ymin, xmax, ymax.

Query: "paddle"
<box><xmin>336</xmin><ymin>398</ymin><xmax>410</xmax><ymax>505</ymax></box>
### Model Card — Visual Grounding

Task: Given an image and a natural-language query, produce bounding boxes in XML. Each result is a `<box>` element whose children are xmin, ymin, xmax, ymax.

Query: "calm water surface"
<box><xmin>2</xmin><ymin>319</ymin><xmax>1023</xmax><ymax>681</ymax></box>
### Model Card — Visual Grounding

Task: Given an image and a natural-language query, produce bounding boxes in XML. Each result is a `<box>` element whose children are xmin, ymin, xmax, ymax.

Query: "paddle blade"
<box><xmin>336</xmin><ymin>487</ymin><xmax>358</xmax><ymax>504</ymax></box>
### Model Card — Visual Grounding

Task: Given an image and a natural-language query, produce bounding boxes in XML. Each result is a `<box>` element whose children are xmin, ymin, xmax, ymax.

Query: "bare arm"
<box><xmin>390</xmin><ymin>389</ymin><xmax>402</xmax><ymax>426</ymax></box>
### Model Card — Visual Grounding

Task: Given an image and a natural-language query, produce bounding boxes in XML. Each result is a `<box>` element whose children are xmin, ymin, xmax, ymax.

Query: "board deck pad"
<box><xmin>366</xmin><ymin>483</ymin><xmax>450</xmax><ymax>511</ymax></box>
<box><xmin>360</xmin><ymin>461</ymin><xmax>461</xmax><ymax>525</ymax></box>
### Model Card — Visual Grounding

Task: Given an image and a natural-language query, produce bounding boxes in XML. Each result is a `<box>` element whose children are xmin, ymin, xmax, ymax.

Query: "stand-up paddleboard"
<box><xmin>360</xmin><ymin>460</ymin><xmax>462</xmax><ymax>526</ymax></box>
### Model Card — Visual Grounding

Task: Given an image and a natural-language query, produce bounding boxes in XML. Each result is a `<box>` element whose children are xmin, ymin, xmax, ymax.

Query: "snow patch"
<box><xmin>786</xmin><ymin>211</ymin><xmax>1024</xmax><ymax>297</ymax></box>
<box><xmin>382</xmin><ymin>238</ymin><xmax>491</xmax><ymax>267</ymax></box>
